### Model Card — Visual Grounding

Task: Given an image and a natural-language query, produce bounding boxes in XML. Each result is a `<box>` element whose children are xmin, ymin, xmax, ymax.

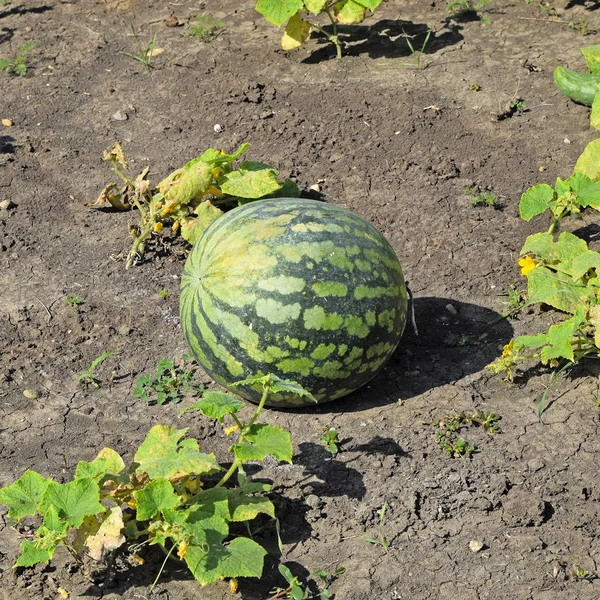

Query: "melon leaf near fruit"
<box><xmin>180</xmin><ymin>198</ymin><xmax>408</xmax><ymax>408</ymax></box>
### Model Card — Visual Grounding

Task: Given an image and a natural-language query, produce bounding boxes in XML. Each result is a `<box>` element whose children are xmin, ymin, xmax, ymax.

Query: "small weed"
<box><xmin>431</xmin><ymin>411</ymin><xmax>501</xmax><ymax>458</ymax></box>
<box><xmin>402</xmin><ymin>28</ymin><xmax>432</xmax><ymax>70</ymax></box>
<box><xmin>78</xmin><ymin>350</ymin><xmax>114</xmax><ymax>388</ymax></box>
<box><xmin>65</xmin><ymin>296</ymin><xmax>85</xmax><ymax>307</ymax></box>
<box><xmin>497</xmin><ymin>97</ymin><xmax>526</xmax><ymax>120</ymax></box>
<box><xmin>361</xmin><ymin>503</ymin><xmax>390</xmax><ymax>551</ymax></box>
<box><xmin>158</xmin><ymin>289</ymin><xmax>169</xmax><ymax>300</ymax></box>
<box><xmin>466</xmin><ymin>186</ymin><xmax>497</xmax><ymax>208</ymax></box>
<box><xmin>320</xmin><ymin>425</ymin><xmax>341</xmax><ymax>455</ymax></box>
<box><xmin>471</xmin><ymin>83</ymin><xmax>482</xmax><ymax>91</ymax></box>
<box><xmin>526</xmin><ymin>0</ymin><xmax>558</xmax><ymax>18</ymax></box>
<box><xmin>570</xmin><ymin>565</ymin><xmax>596</xmax><ymax>580</ymax></box>
<box><xmin>568</xmin><ymin>18</ymin><xmax>591</xmax><ymax>36</ymax></box>
<box><xmin>123</xmin><ymin>25</ymin><xmax>159</xmax><ymax>70</ymax></box>
<box><xmin>0</xmin><ymin>42</ymin><xmax>36</xmax><ymax>76</ymax></box>
<box><xmin>269</xmin><ymin>565</ymin><xmax>345</xmax><ymax>600</ymax></box>
<box><xmin>134</xmin><ymin>355</ymin><xmax>203</xmax><ymax>405</ymax></box>
<box><xmin>188</xmin><ymin>14</ymin><xmax>225</xmax><ymax>42</ymax></box>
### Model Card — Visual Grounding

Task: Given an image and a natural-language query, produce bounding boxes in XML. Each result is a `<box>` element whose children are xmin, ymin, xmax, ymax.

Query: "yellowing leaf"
<box><xmin>589</xmin><ymin>305</ymin><xmax>600</xmax><ymax>348</ymax></box>
<box><xmin>86</xmin><ymin>507</ymin><xmax>125</xmax><ymax>561</ymax></box>
<box><xmin>305</xmin><ymin>0</ymin><xmax>327</xmax><ymax>13</ymax></box>
<box><xmin>334</xmin><ymin>0</ymin><xmax>366</xmax><ymax>24</ymax></box>
<box><xmin>575</xmin><ymin>139</ymin><xmax>600</xmax><ymax>181</ymax></box>
<box><xmin>103</xmin><ymin>142</ymin><xmax>128</xmax><ymax>170</ymax></box>
<box><xmin>592</xmin><ymin>88</ymin><xmax>600</xmax><ymax>130</ymax></box>
<box><xmin>282</xmin><ymin>13</ymin><xmax>311</xmax><ymax>50</ymax></box>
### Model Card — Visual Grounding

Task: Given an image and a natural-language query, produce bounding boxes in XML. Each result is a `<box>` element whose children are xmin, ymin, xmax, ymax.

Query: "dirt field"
<box><xmin>2</xmin><ymin>0</ymin><xmax>600</xmax><ymax>598</ymax></box>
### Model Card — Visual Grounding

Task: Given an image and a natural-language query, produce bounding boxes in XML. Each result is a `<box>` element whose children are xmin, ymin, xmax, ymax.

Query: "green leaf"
<box><xmin>75</xmin><ymin>448</ymin><xmax>125</xmax><ymax>481</ymax></box>
<box><xmin>566</xmin><ymin>171</ymin><xmax>600</xmax><ymax>209</ymax></box>
<box><xmin>353</xmin><ymin>0</ymin><xmax>383</xmax><ymax>9</ymax></box>
<box><xmin>581</xmin><ymin>44</ymin><xmax>600</xmax><ymax>74</ymax></box>
<box><xmin>540</xmin><ymin>308</ymin><xmax>586</xmax><ymax>363</ymax></box>
<box><xmin>134</xmin><ymin>478</ymin><xmax>179</xmax><ymax>521</ymax></box>
<box><xmin>267</xmin><ymin>178</ymin><xmax>301</xmax><ymax>198</ymax></box>
<box><xmin>199</xmin><ymin>143</ymin><xmax>250</xmax><ymax>167</ymax></box>
<box><xmin>228</xmin><ymin>490</ymin><xmax>275</xmax><ymax>521</ymax></box>
<box><xmin>553</xmin><ymin>231</ymin><xmax>590</xmax><ymax>268</ymax></box>
<box><xmin>40</xmin><ymin>479</ymin><xmax>104</xmax><ymax>528</ymax></box>
<box><xmin>256</xmin><ymin>0</ymin><xmax>304</xmax><ymax>27</ymax></box>
<box><xmin>134</xmin><ymin>424</ymin><xmax>222</xmax><ymax>480</ymax></box>
<box><xmin>181</xmin><ymin>391</ymin><xmax>245</xmax><ymax>419</ymax></box>
<box><xmin>282</xmin><ymin>12</ymin><xmax>312</xmax><ymax>50</ymax></box>
<box><xmin>231</xmin><ymin>373</ymin><xmax>316</xmax><ymax>402</ymax></box>
<box><xmin>157</xmin><ymin>161</ymin><xmax>213</xmax><ymax>208</ymax></box>
<box><xmin>571</xmin><ymin>249</ymin><xmax>600</xmax><ymax>281</ymax></box>
<box><xmin>335</xmin><ymin>0</ymin><xmax>366</xmax><ymax>24</ymax></box>
<box><xmin>15</xmin><ymin>540</ymin><xmax>53</xmax><ymax>567</ymax></box>
<box><xmin>519</xmin><ymin>184</ymin><xmax>554</xmax><ymax>221</ymax></box>
<box><xmin>0</xmin><ymin>470</ymin><xmax>51</xmax><ymax>520</ymax></box>
<box><xmin>526</xmin><ymin>266</ymin><xmax>590</xmax><ymax>314</ymax></box>
<box><xmin>574</xmin><ymin>139</ymin><xmax>600</xmax><ymax>181</ymax></box>
<box><xmin>190</xmin><ymin>487</ymin><xmax>231</xmax><ymax>520</ymax></box>
<box><xmin>232</xmin><ymin>424</ymin><xmax>293</xmax><ymax>464</ymax></box>
<box><xmin>514</xmin><ymin>333</ymin><xmax>548</xmax><ymax>350</ymax></box>
<box><xmin>305</xmin><ymin>0</ymin><xmax>327</xmax><ymax>12</ymax></box>
<box><xmin>219</xmin><ymin>167</ymin><xmax>282</xmax><ymax>199</ymax></box>
<box><xmin>184</xmin><ymin>524</ymin><xmax>267</xmax><ymax>584</ymax></box>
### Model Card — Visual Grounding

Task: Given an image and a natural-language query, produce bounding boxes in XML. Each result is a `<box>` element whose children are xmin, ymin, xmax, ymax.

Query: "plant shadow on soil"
<box><xmin>301</xmin><ymin>19</ymin><xmax>464</xmax><ymax>63</ymax></box>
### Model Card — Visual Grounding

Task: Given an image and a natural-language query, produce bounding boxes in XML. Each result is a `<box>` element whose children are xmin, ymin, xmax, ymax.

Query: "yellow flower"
<box><xmin>153</xmin><ymin>222</ymin><xmax>163</xmax><ymax>233</ymax></box>
<box><xmin>224</xmin><ymin>424</ymin><xmax>239</xmax><ymax>436</ymax></box>
<box><xmin>177</xmin><ymin>541</ymin><xmax>188</xmax><ymax>559</ymax></box>
<box><xmin>518</xmin><ymin>255</ymin><xmax>536</xmax><ymax>276</ymax></box>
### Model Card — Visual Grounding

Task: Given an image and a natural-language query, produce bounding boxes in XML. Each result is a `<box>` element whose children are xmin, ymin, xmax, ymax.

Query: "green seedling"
<box><xmin>78</xmin><ymin>350</ymin><xmax>114</xmax><ymax>388</ymax></box>
<box><xmin>361</xmin><ymin>502</ymin><xmax>389</xmax><ymax>551</ymax></box>
<box><xmin>188</xmin><ymin>14</ymin><xmax>226</xmax><ymax>42</ymax></box>
<box><xmin>471</xmin><ymin>83</ymin><xmax>482</xmax><ymax>91</ymax></box>
<box><xmin>502</xmin><ymin>285</ymin><xmax>525</xmax><ymax>312</ymax></box>
<box><xmin>466</xmin><ymin>186</ymin><xmax>497</xmax><ymax>207</ymax></box>
<box><xmin>65</xmin><ymin>296</ymin><xmax>85</xmax><ymax>307</ymax></box>
<box><xmin>158</xmin><ymin>289</ymin><xmax>169</xmax><ymax>299</ymax></box>
<box><xmin>134</xmin><ymin>356</ymin><xmax>202</xmax><ymax>405</ymax></box>
<box><xmin>0</xmin><ymin>374</ymin><xmax>311</xmax><ymax>589</ymax></box>
<box><xmin>402</xmin><ymin>28</ymin><xmax>432</xmax><ymax>70</ymax></box>
<box><xmin>123</xmin><ymin>25</ymin><xmax>159</xmax><ymax>70</ymax></box>
<box><xmin>497</xmin><ymin>97</ymin><xmax>526</xmax><ymax>120</ymax></box>
<box><xmin>0</xmin><ymin>42</ymin><xmax>36</xmax><ymax>76</ymax></box>
<box><xmin>526</xmin><ymin>0</ymin><xmax>558</xmax><ymax>18</ymax></box>
<box><xmin>569</xmin><ymin>18</ymin><xmax>591</xmax><ymax>36</ymax></box>
<box><xmin>432</xmin><ymin>411</ymin><xmax>500</xmax><ymax>458</ymax></box>
<box><xmin>255</xmin><ymin>0</ymin><xmax>384</xmax><ymax>60</ymax></box>
<box><xmin>320</xmin><ymin>425</ymin><xmax>341</xmax><ymax>455</ymax></box>
<box><xmin>93</xmin><ymin>142</ymin><xmax>299</xmax><ymax>268</ymax></box>
<box><xmin>269</xmin><ymin>565</ymin><xmax>346</xmax><ymax>600</ymax></box>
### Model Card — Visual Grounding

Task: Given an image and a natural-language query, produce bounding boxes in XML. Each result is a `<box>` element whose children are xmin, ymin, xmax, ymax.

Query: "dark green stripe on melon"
<box><xmin>180</xmin><ymin>198</ymin><xmax>407</xmax><ymax>408</ymax></box>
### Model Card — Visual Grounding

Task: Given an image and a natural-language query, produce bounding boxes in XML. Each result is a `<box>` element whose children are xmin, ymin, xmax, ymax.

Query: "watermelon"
<box><xmin>180</xmin><ymin>198</ymin><xmax>407</xmax><ymax>407</ymax></box>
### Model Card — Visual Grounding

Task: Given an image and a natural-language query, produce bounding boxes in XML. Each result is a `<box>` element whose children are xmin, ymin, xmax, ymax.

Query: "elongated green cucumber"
<box><xmin>554</xmin><ymin>65</ymin><xmax>600</xmax><ymax>106</ymax></box>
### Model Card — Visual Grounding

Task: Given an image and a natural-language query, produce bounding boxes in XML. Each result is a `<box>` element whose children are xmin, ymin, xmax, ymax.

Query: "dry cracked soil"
<box><xmin>1</xmin><ymin>0</ymin><xmax>600</xmax><ymax>599</ymax></box>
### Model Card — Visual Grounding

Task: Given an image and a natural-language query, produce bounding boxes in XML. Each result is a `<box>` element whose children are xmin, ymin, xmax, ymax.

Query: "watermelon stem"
<box><xmin>215</xmin><ymin>387</ymin><xmax>270</xmax><ymax>488</ymax></box>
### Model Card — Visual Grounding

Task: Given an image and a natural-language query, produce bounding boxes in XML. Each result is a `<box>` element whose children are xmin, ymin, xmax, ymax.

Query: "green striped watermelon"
<box><xmin>180</xmin><ymin>198</ymin><xmax>407</xmax><ymax>407</ymax></box>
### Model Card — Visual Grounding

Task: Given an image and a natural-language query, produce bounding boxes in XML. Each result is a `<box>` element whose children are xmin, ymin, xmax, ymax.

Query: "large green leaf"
<box><xmin>581</xmin><ymin>44</ymin><xmax>600</xmax><ymax>74</ymax></box>
<box><xmin>256</xmin><ymin>0</ymin><xmax>304</xmax><ymax>27</ymax></box>
<box><xmin>134</xmin><ymin>425</ymin><xmax>222</xmax><ymax>480</ymax></box>
<box><xmin>526</xmin><ymin>266</ymin><xmax>590</xmax><ymax>314</ymax></box>
<box><xmin>15</xmin><ymin>540</ymin><xmax>54</xmax><ymax>567</ymax></box>
<box><xmin>592</xmin><ymin>88</ymin><xmax>600</xmax><ymax>131</ymax></box>
<box><xmin>232</xmin><ymin>424</ymin><xmax>293</xmax><ymax>463</ymax></box>
<box><xmin>335</xmin><ymin>0</ymin><xmax>366</xmax><ymax>24</ymax></box>
<box><xmin>571</xmin><ymin>249</ymin><xmax>600</xmax><ymax>281</ymax></box>
<box><xmin>190</xmin><ymin>487</ymin><xmax>231</xmax><ymax>520</ymax></box>
<box><xmin>228</xmin><ymin>490</ymin><xmax>275</xmax><ymax>522</ymax></box>
<box><xmin>180</xmin><ymin>201</ymin><xmax>224</xmax><ymax>245</ymax></box>
<box><xmin>519</xmin><ymin>184</ymin><xmax>554</xmax><ymax>221</ymax></box>
<box><xmin>199</xmin><ymin>143</ymin><xmax>250</xmax><ymax>167</ymax></box>
<box><xmin>567</xmin><ymin>171</ymin><xmax>600</xmax><ymax>209</ymax></box>
<box><xmin>305</xmin><ymin>0</ymin><xmax>327</xmax><ymax>12</ymax></box>
<box><xmin>520</xmin><ymin>232</ymin><xmax>555</xmax><ymax>262</ymax></box>
<box><xmin>134</xmin><ymin>478</ymin><xmax>179</xmax><ymax>521</ymax></box>
<box><xmin>540</xmin><ymin>308</ymin><xmax>586</xmax><ymax>363</ymax></box>
<box><xmin>39</xmin><ymin>479</ymin><xmax>104</xmax><ymax>528</ymax></box>
<box><xmin>75</xmin><ymin>448</ymin><xmax>125</xmax><ymax>481</ymax></box>
<box><xmin>219</xmin><ymin>165</ymin><xmax>282</xmax><ymax>199</ymax></box>
<box><xmin>353</xmin><ymin>0</ymin><xmax>383</xmax><ymax>9</ymax></box>
<box><xmin>0</xmin><ymin>470</ymin><xmax>51</xmax><ymax>520</ymax></box>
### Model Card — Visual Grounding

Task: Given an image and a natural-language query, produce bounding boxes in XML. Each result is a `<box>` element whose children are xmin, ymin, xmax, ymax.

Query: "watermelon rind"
<box><xmin>180</xmin><ymin>198</ymin><xmax>407</xmax><ymax>408</ymax></box>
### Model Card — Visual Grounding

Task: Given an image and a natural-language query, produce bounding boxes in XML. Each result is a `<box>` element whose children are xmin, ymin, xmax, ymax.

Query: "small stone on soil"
<box><xmin>2</xmin><ymin>118</ymin><xmax>13</xmax><ymax>127</ymax></box>
<box><xmin>469</xmin><ymin>540</ymin><xmax>485</xmax><ymax>552</ymax></box>
<box><xmin>0</xmin><ymin>199</ymin><xmax>16</xmax><ymax>210</ymax></box>
<box><xmin>111</xmin><ymin>109</ymin><xmax>128</xmax><ymax>121</ymax></box>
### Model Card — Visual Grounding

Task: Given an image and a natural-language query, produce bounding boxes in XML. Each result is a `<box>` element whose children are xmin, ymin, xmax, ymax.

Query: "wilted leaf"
<box><xmin>282</xmin><ymin>13</ymin><xmax>311</xmax><ymax>50</ymax></box>
<box><xmin>103</xmin><ymin>142</ymin><xmax>128</xmax><ymax>170</ymax></box>
<box><xmin>134</xmin><ymin>425</ymin><xmax>222</xmax><ymax>480</ymax></box>
<box><xmin>157</xmin><ymin>161</ymin><xmax>213</xmax><ymax>211</ymax></box>
<box><xmin>86</xmin><ymin>507</ymin><xmax>126</xmax><ymax>560</ymax></box>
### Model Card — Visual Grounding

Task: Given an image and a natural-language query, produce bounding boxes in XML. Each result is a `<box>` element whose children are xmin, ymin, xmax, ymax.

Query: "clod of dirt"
<box><xmin>501</xmin><ymin>487</ymin><xmax>546</xmax><ymax>526</ymax></box>
<box><xmin>111</xmin><ymin>109</ymin><xmax>128</xmax><ymax>121</ymax></box>
<box><xmin>0</xmin><ymin>199</ymin><xmax>16</xmax><ymax>210</ymax></box>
